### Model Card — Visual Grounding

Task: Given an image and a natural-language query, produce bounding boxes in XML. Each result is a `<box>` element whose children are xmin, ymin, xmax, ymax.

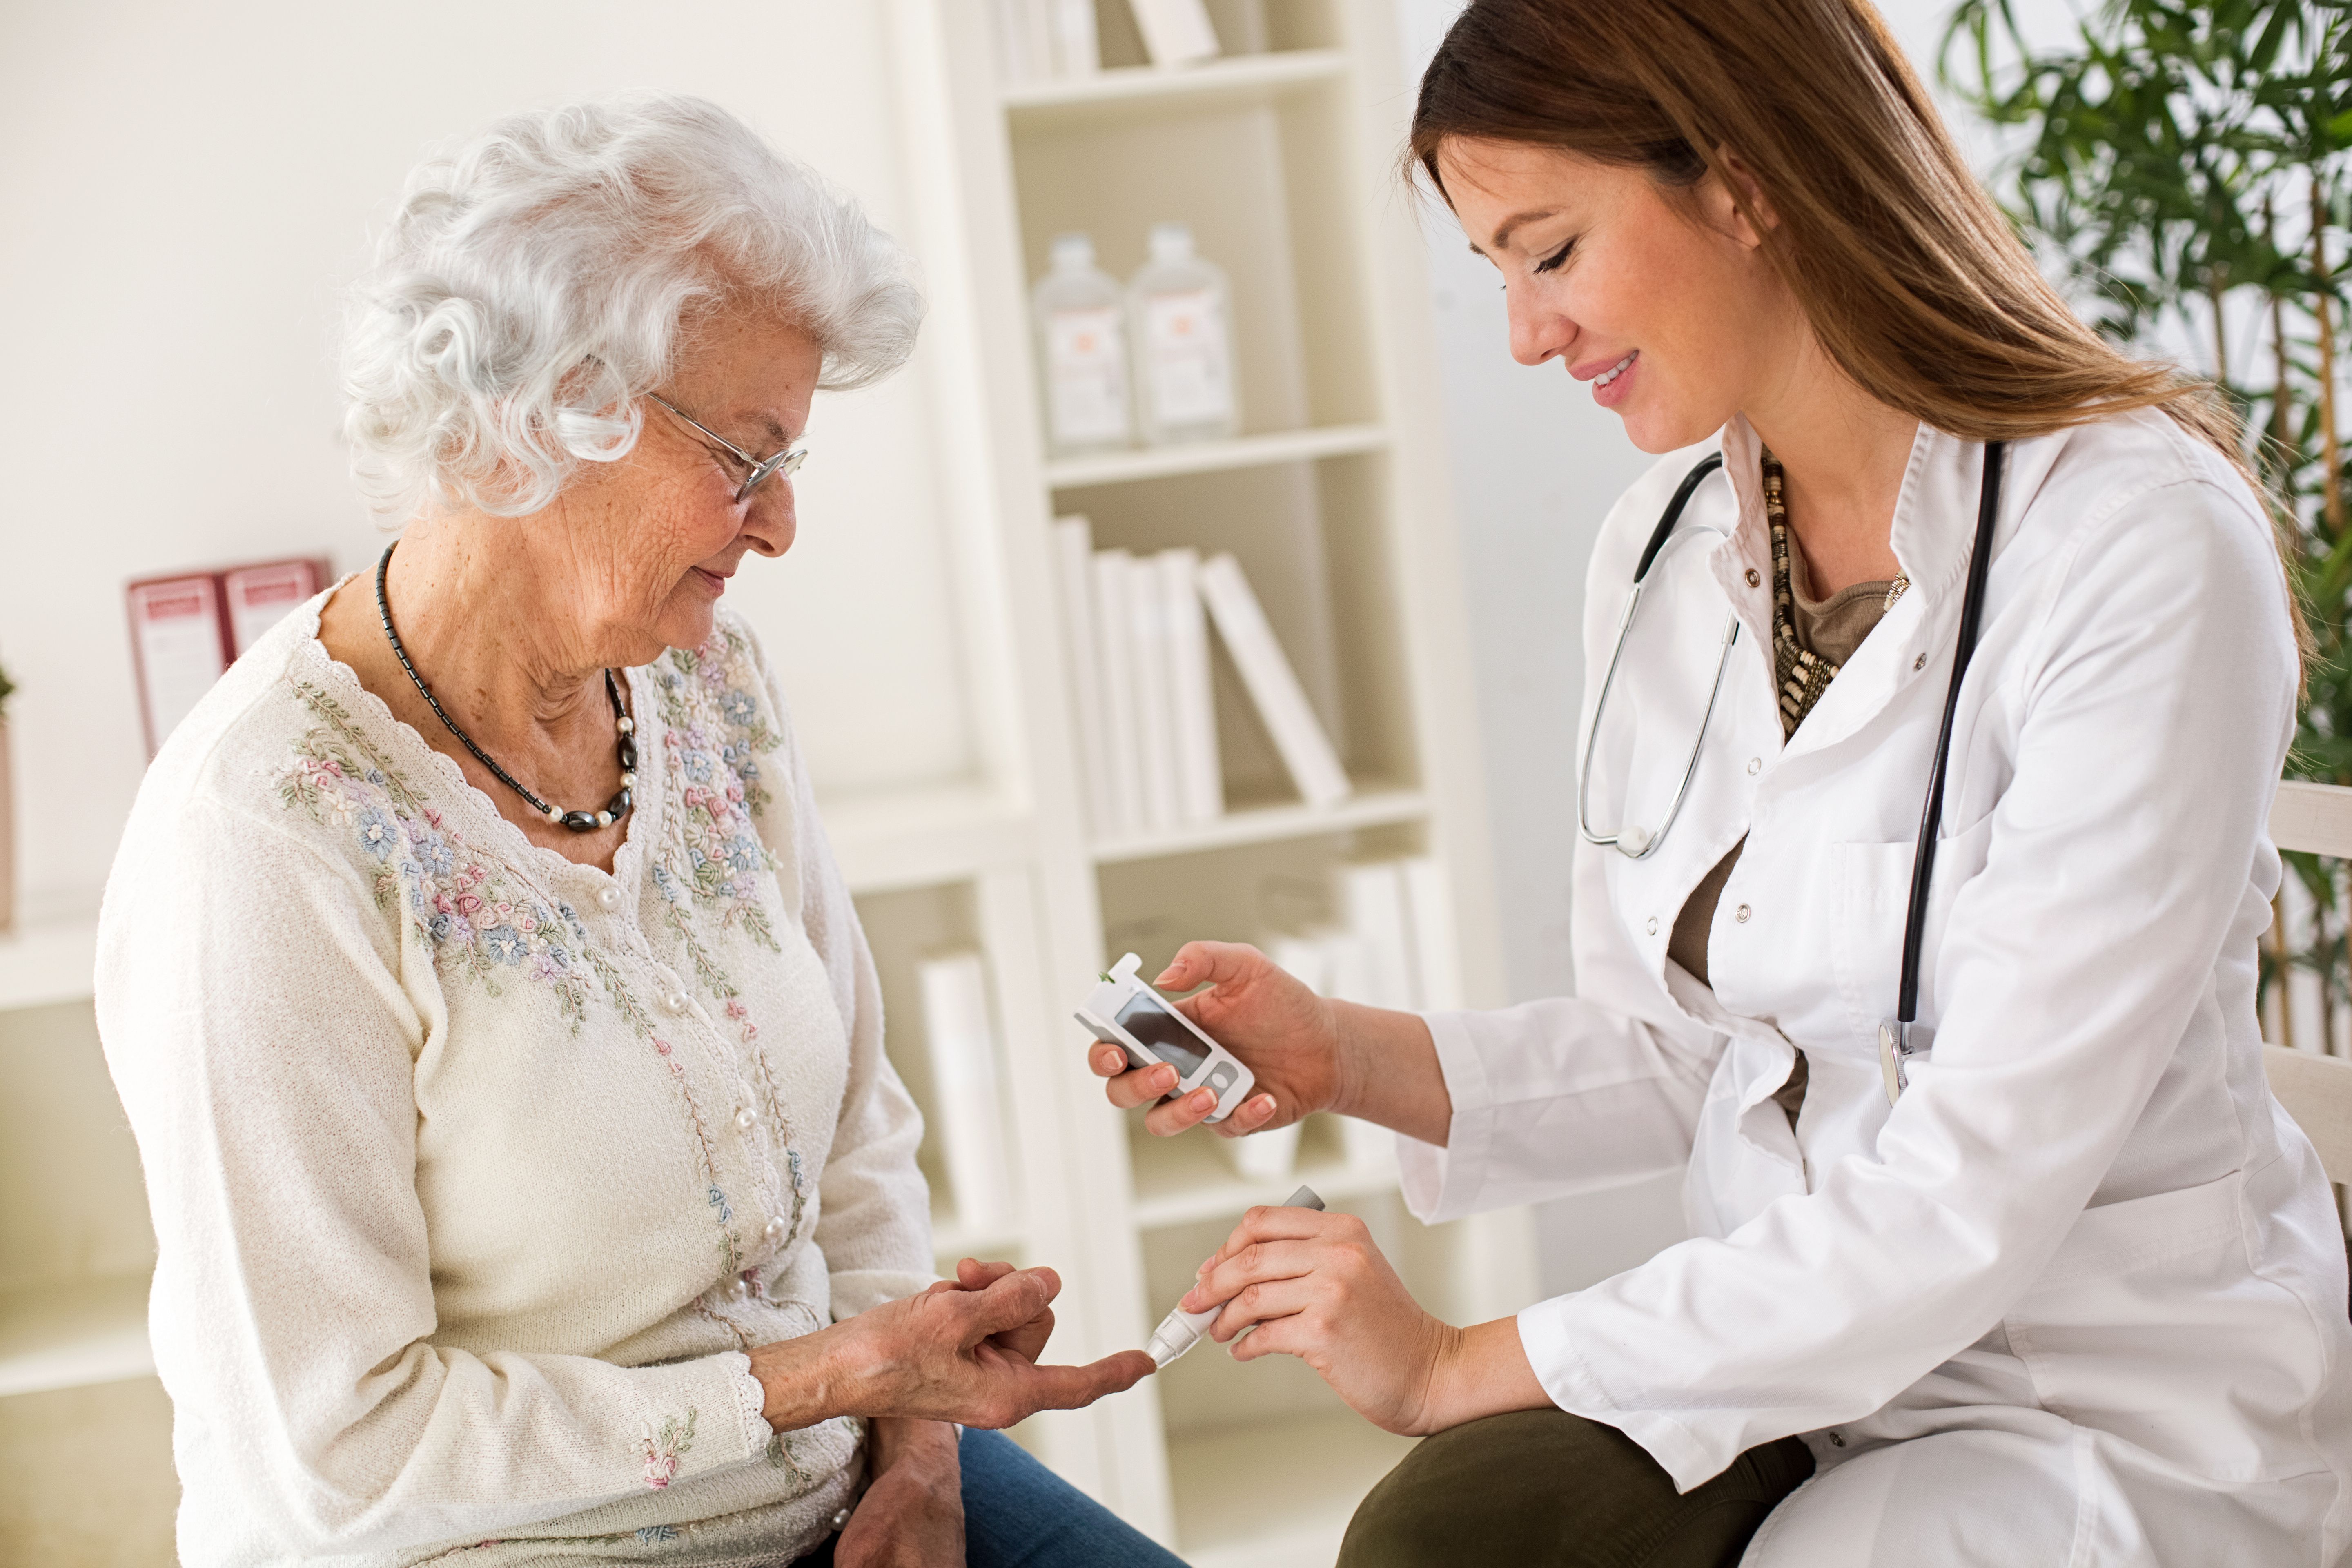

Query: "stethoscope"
<box><xmin>1577</xmin><ymin>443</ymin><xmax>2008</xmax><ymax>1104</ymax></box>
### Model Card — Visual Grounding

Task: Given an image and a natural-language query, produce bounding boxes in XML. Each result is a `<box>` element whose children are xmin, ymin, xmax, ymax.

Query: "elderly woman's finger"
<box><xmin>956</xmin><ymin>1266</ymin><xmax>1062</xmax><ymax>1340</ymax></box>
<box><xmin>998</xmin><ymin>1351</ymin><xmax>1156</xmax><ymax>1421</ymax></box>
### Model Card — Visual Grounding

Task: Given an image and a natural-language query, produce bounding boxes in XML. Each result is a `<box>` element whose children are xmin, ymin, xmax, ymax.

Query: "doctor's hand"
<box><xmin>1184</xmin><ymin>1205</ymin><xmax>1552</xmax><ymax>1437</ymax></box>
<box><xmin>1086</xmin><ymin>941</ymin><xmax>1341</xmax><ymax>1138</ymax></box>
<box><xmin>1087</xmin><ymin>940</ymin><xmax>1455</xmax><ymax>1146</ymax></box>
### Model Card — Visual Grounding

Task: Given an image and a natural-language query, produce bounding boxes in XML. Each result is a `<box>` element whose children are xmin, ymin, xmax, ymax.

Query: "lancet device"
<box><xmin>1145</xmin><ymin>1185</ymin><xmax>1325</xmax><ymax>1368</ymax></box>
<box><xmin>1075</xmin><ymin>952</ymin><xmax>1257</xmax><ymax>1123</ymax></box>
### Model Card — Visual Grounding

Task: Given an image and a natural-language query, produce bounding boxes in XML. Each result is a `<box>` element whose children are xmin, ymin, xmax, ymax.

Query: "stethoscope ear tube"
<box><xmin>1883</xmin><ymin>441</ymin><xmax>2007</xmax><ymax>1101</ymax></box>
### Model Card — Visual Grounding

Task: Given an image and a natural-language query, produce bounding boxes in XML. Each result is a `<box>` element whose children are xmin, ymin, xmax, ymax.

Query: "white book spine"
<box><xmin>916</xmin><ymin>952</ymin><xmax>1019</xmax><ymax>1238</ymax></box>
<box><xmin>1341</xmin><ymin>861</ymin><xmax>1415</xmax><ymax>1010</ymax></box>
<box><xmin>1128</xmin><ymin>550</ymin><xmax>1181</xmax><ymax>831</ymax></box>
<box><xmin>1127</xmin><ymin>0</ymin><xmax>1220</xmax><ymax>64</ymax></box>
<box><xmin>1052</xmin><ymin>518</ymin><xmax>1119</xmax><ymax>835</ymax></box>
<box><xmin>1091</xmin><ymin>550</ymin><xmax>1149</xmax><ymax>836</ymax></box>
<box><xmin>1401</xmin><ymin>856</ymin><xmax>1465</xmax><ymax>1011</ymax></box>
<box><xmin>1196</xmin><ymin>553</ymin><xmax>1350</xmax><ymax>809</ymax></box>
<box><xmin>1046</xmin><ymin>0</ymin><xmax>1100</xmax><ymax>74</ymax></box>
<box><xmin>1157</xmin><ymin>548</ymin><xmax>1223</xmax><ymax>823</ymax></box>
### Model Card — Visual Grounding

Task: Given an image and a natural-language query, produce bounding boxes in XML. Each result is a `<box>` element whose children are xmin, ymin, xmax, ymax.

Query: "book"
<box><xmin>126</xmin><ymin>573</ymin><xmax>231</xmax><ymax>758</ymax></box>
<box><xmin>1052</xmin><ymin>519</ymin><xmax>1120</xmax><ymax>835</ymax></box>
<box><xmin>1127</xmin><ymin>0</ymin><xmax>1219</xmax><ymax>65</ymax></box>
<box><xmin>222</xmin><ymin>559</ymin><xmax>324</xmax><ymax>656</ymax></box>
<box><xmin>1127</xmin><ymin>551</ymin><xmax>1181</xmax><ymax>831</ymax></box>
<box><xmin>1196</xmin><ymin>553</ymin><xmax>1350</xmax><ymax>809</ymax></box>
<box><xmin>1156</xmin><ymin>548</ymin><xmax>1223</xmax><ymax>824</ymax></box>
<box><xmin>1341</xmin><ymin>861</ymin><xmax>1416</xmax><ymax>1010</ymax></box>
<box><xmin>1046</xmin><ymin>0</ymin><xmax>1100</xmax><ymax>74</ymax></box>
<box><xmin>915</xmin><ymin>952</ymin><xmax>1019</xmax><ymax>1238</ymax></box>
<box><xmin>1091</xmin><ymin>550</ymin><xmax>1149</xmax><ymax>834</ymax></box>
<box><xmin>1401</xmin><ymin>856</ymin><xmax>1465</xmax><ymax>1011</ymax></box>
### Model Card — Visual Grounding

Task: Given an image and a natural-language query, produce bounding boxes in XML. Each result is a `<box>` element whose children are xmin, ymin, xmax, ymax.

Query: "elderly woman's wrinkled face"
<box><xmin>563</xmin><ymin>312</ymin><xmax>820</xmax><ymax>661</ymax></box>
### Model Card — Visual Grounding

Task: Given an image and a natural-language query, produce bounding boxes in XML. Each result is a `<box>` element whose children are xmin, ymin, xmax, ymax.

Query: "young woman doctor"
<box><xmin>1087</xmin><ymin>1</ymin><xmax>2352</xmax><ymax>1563</ymax></box>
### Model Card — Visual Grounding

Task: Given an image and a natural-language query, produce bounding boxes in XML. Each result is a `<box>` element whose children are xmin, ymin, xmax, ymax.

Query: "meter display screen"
<box><xmin>1115</xmin><ymin>992</ymin><xmax>1211</xmax><ymax>1076</ymax></box>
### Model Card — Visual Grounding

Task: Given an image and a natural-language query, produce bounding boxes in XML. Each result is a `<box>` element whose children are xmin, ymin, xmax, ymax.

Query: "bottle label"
<box><xmin>1046</xmin><ymin>306</ymin><xmax>1129</xmax><ymax>444</ymax></box>
<box><xmin>1143</xmin><ymin>289</ymin><xmax>1234</xmax><ymax>428</ymax></box>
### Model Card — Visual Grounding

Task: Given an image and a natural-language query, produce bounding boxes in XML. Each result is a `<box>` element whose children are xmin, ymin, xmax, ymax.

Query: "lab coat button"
<box><xmin>1744</xmin><ymin>568</ymin><xmax>1761</xmax><ymax>587</ymax></box>
<box><xmin>1827</xmin><ymin>1431</ymin><xmax>1846</xmax><ymax>1448</ymax></box>
<box><xmin>1736</xmin><ymin>904</ymin><xmax>1751</xmax><ymax>923</ymax></box>
<box><xmin>1746</xmin><ymin>757</ymin><xmax>1762</xmax><ymax>775</ymax></box>
<box><xmin>596</xmin><ymin>885</ymin><xmax>622</xmax><ymax>912</ymax></box>
<box><xmin>1913</xmin><ymin>653</ymin><xmax>1927</xmax><ymax>671</ymax></box>
<box><xmin>1645</xmin><ymin>917</ymin><xmax>1659</xmax><ymax>936</ymax></box>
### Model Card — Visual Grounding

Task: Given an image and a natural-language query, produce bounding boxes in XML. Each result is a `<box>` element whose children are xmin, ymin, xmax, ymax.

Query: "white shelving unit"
<box><xmin>878</xmin><ymin>2</ymin><xmax>1528</xmax><ymax>1557</ymax></box>
<box><xmin>1</xmin><ymin>4</ymin><xmax>1524</xmax><ymax>1561</ymax></box>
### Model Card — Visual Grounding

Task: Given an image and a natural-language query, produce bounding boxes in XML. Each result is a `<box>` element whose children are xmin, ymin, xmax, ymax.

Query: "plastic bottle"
<box><xmin>1128</xmin><ymin>222</ymin><xmax>1239</xmax><ymax>445</ymax></box>
<box><xmin>1031</xmin><ymin>233</ymin><xmax>1133</xmax><ymax>457</ymax></box>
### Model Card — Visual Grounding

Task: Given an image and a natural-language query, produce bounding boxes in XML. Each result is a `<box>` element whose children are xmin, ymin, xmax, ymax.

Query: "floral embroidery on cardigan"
<box><xmin>638</xmin><ymin>1408</ymin><xmax>698</xmax><ymax>1489</ymax></box>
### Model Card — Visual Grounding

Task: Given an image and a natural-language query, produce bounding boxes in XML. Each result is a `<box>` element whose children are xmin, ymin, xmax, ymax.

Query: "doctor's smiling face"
<box><xmin>1440</xmin><ymin>138</ymin><xmax>1811</xmax><ymax>455</ymax></box>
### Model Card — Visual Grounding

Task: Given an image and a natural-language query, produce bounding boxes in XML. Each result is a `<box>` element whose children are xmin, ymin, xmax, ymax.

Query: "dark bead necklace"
<box><xmin>374</xmin><ymin>541</ymin><xmax>635</xmax><ymax>833</ymax></box>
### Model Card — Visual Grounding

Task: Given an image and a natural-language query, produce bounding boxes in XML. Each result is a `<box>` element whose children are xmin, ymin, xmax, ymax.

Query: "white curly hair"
<box><xmin>342</xmin><ymin>92</ymin><xmax>922</xmax><ymax>521</ymax></box>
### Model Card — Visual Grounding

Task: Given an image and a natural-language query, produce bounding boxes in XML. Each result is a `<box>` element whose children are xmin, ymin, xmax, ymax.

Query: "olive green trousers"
<box><xmin>1339</xmin><ymin>1410</ymin><xmax>1814</xmax><ymax>1568</ymax></box>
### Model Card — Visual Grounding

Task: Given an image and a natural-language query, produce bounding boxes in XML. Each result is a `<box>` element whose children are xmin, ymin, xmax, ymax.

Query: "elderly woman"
<box><xmin>95</xmin><ymin>95</ymin><xmax>1172</xmax><ymax>1568</ymax></box>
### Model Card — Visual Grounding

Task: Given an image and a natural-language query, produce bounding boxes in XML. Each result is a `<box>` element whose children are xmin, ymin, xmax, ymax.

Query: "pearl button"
<box><xmin>735</xmin><ymin>1105</ymin><xmax>759</xmax><ymax>1132</ymax></box>
<box><xmin>1736</xmin><ymin>904</ymin><xmax>1752</xmax><ymax>923</ymax></box>
<box><xmin>597</xmin><ymin>885</ymin><xmax>621</xmax><ymax>912</ymax></box>
<box><xmin>832</xmin><ymin>1508</ymin><xmax>852</xmax><ymax>1530</ymax></box>
<box><xmin>1645</xmin><ymin>916</ymin><xmax>1659</xmax><ymax>935</ymax></box>
<box><xmin>1744</xmin><ymin>568</ymin><xmax>1761</xmax><ymax>587</ymax></box>
<box><xmin>764</xmin><ymin>1217</ymin><xmax>786</xmax><ymax>1245</ymax></box>
<box><xmin>1746</xmin><ymin>757</ymin><xmax>1762</xmax><ymax>775</ymax></box>
<box><xmin>662</xmin><ymin>990</ymin><xmax>688</xmax><ymax>1015</ymax></box>
<box><xmin>728</xmin><ymin>1277</ymin><xmax>752</xmax><ymax>1302</ymax></box>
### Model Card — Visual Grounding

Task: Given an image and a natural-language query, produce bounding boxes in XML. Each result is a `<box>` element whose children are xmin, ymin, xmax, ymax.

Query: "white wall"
<box><xmin>0</xmin><ymin>1</ymin><xmax>983</xmax><ymax>924</ymax></box>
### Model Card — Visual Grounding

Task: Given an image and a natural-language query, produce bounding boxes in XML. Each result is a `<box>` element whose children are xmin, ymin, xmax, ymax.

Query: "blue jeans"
<box><xmin>800</xmin><ymin>1428</ymin><xmax>1187</xmax><ymax>1567</ymax></box>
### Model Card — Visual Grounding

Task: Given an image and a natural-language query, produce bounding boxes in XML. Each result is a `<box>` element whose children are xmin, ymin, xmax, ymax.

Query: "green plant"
<box><xmin>1945</xmin><ymin>0</ymin><xmax>2352</xmax><ymax>1043</ymax></box>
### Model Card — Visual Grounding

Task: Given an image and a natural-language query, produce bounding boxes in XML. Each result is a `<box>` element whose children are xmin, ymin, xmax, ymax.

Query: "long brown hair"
<box><xmin>1408</xmin><ymin>0</ymin><xmax>2308</xmax><ymax>658</ymax></box>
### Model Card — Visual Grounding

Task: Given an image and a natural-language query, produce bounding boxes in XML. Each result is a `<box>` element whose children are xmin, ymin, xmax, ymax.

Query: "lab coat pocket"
<box><xmin>1830</xmin><ymin>813</ymin><xmax>1995</xmax><ymax>1057</ymax></box>
<box><xmin>2004</xmin><ymin>1171</ymin><xmax>2317</xmax><ymax>1482</ymax></box>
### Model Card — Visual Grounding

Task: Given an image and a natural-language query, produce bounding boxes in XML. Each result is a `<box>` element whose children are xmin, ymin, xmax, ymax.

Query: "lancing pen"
<box><xmin>1145</xmin><ymin>1185</ymin><xmax>1325</xmax><ymax>1368</ymax></box>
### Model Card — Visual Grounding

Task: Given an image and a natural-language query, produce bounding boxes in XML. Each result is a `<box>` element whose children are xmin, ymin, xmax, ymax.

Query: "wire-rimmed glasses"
<box><xmin>646</xmin><ymin>392</ymin><xmax>807</xmax><ymax>504</ymax></box>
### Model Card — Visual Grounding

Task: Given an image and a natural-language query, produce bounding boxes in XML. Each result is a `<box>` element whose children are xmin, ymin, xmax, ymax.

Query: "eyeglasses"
<box><xmin>646</xmin><ymin>392</ymin><xmax>807</xmax><ymax>504</ymax></box>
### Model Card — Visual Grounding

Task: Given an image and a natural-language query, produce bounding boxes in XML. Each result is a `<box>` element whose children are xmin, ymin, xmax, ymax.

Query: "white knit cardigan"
<box><xmin>96</xmin><ymin>594</ymin><xmax>933</xmax><ymax>1567</ymax></box>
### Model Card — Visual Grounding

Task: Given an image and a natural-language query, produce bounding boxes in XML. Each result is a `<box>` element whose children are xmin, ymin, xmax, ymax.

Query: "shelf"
<box><xmin>1091</xmin><ymin>787</ymin><xmax>1427</xmax><ymax>866</ymax></box>
<box><xmin>1043</xmin><ymin>424</ymin><xmax>1388</xmax><ymax>491</ymax></box>
<box><xmin>1172</xmin><ymin>1410</ymin><xmax>1416</xmax><ymax>1568</ymax></box>
<box><xmin>1129</xmin><ymin>1126</ymin><xmax>1399</xmax><ymax>1233</ymax></box>
<box><xmin>821</xmin><ymin>782</ymin><xmax>1034</xmax><ymax>896</ymax></box>
<box><xmin>1002</xmin><ymin>50</ymin><xmax>1346</xmax><ymax>128</ymax></box>
<box><xmin>0</xmin><ymin>1275</ymin><xmax>153</xmax><ymax>1398</ymax></box>
<box><xmin>0</xmin><ymin>914</ymin><xmax>100</xmax><ymax>1013</ymax></box>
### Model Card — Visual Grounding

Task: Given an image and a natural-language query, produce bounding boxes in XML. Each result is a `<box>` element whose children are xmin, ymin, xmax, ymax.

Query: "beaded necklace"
<box><xmin>1763</xmin><ymin>451</ymin><xmax>1907</xmax><ymax>737</ymax></box>
<box><xmin>374</xmin><ymin>540</ymin><xmax>636</xmax><ymax>833</ymax></box>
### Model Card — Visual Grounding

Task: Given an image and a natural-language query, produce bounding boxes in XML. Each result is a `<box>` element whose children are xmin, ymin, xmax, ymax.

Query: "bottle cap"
<box><xmin>1051</xmin><ymin>232</ymin><xmax>1096</xmax><ymax>272</ymax></box>
<box><xmin>1148</xmin><ymin>222</ymin><xmax>1194</xmax><ymax>264</ymax></box>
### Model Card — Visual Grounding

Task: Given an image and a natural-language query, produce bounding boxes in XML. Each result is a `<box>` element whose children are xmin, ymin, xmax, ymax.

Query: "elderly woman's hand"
<box><xmin>747</xmin><ymin>1263</ymin><xmax>1152</xmax><ymax>1434</ymax></box>
<box><xmin>835</xmin><ymin>1416</ymin><xmax>962</xmax><ymax>1568</ymax></box>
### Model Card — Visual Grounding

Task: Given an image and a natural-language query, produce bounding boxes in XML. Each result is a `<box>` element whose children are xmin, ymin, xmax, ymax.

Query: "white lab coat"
<box><xmin>1401</xmin><ymin>411</ymin><xmax>2352</xmax><ymax>1565</ymax></box>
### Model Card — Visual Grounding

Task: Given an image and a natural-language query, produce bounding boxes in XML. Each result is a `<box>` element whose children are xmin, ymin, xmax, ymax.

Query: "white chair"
<box><xmin>2265</xmin><ymin>780</ymin><xmax>2352</xmax><ymax>1182</ymax></box>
